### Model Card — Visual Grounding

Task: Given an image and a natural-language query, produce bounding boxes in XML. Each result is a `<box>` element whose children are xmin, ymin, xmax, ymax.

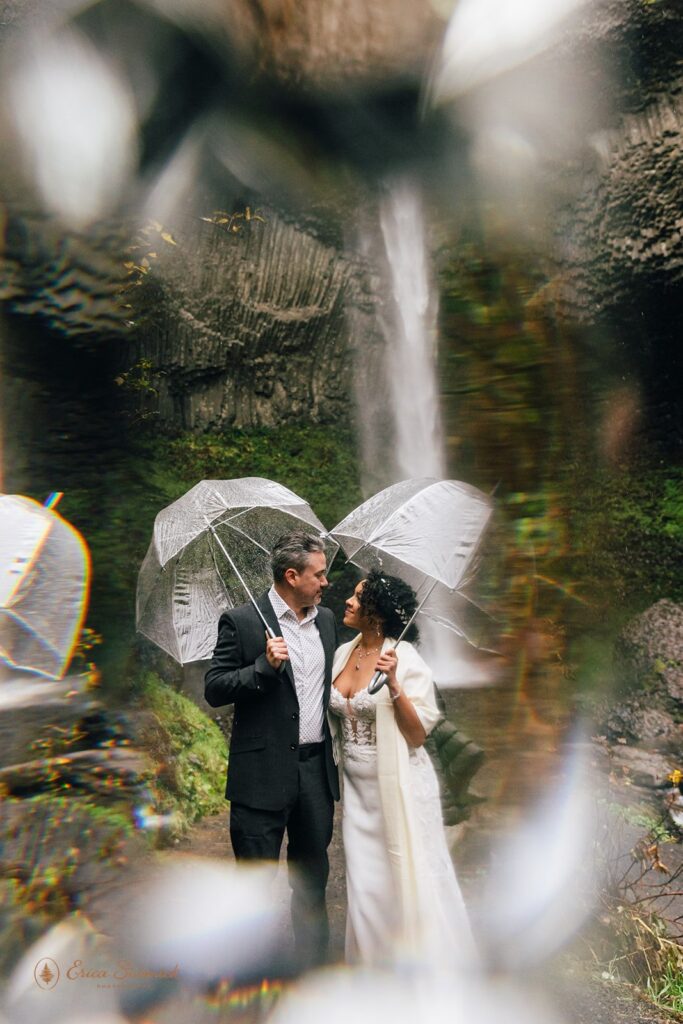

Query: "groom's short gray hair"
<box><xmin>271</xmin><ymin>531</ymin><xmax>325</xmax><ymax>582</ymax></box>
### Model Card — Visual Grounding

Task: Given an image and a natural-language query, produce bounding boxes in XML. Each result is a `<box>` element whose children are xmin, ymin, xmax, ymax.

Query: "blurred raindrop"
<box><xmin>9</xmin><ymin>30</ymin><xmax>138</xmax><ymax>228</ymax></box>
<box><xmin>121</xmin><ymin>858</ymin><xmax>288</xmax><ymax>985</ymax></box>
<box><xmin>270</xmin><ymin>966</ymin><xmax>564</xmax><ymax>1024</ymax></box>
<box><xmin>5</xmin><ymin>914</ymin><xmax>117</xmax><ymax>1024</ymax></box>
<box><xmin>474</xmin><ymin>741</ymin><xmax>598</xmax><ymax>969</ymax></box>
<box><xmin>429</xmin><ymin>0</ymin><xmax>587</xmax><ymax>103</ymax></box>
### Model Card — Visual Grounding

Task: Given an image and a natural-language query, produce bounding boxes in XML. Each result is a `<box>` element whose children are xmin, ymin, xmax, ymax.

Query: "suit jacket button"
<box><xmin>290</xmin><ymin>743</ymin><xmax>297</xmax><ymax>751</ymax></box>
<box><xmin>291</xmin><ymin>712</ymin><xmax>298</xmax><ymax>720</ymax></box>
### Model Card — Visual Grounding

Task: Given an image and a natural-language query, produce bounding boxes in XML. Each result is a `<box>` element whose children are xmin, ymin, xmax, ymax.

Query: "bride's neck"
<box><xmin>358</xmin><ymin>627</ymin><xmax>384</xmax><ymax>650</ymax></box>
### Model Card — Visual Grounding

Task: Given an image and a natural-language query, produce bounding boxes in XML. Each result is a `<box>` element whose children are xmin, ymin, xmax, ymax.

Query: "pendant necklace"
<box><xmin>354</xmin><ymin>642</ymin><xmax>381</xmax><ymax>671</ymax></box>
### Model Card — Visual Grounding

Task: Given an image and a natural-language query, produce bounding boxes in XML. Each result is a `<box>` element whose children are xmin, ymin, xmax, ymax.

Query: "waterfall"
<box><xmin>378</xmin><ymin>179</ymin><xmax>444</xmax><ymax>479</ymax></box>
<box><xmin>371</xmin><ymin>180</ymin><xmax>488</xmax><ymax>685</ymax></box>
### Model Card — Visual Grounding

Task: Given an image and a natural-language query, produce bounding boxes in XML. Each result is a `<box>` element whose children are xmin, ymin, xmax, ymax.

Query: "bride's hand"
<box><xmin>375</xmin><ymin>648</ymin><xmax>399</xmax><ymax>696</ymax></box>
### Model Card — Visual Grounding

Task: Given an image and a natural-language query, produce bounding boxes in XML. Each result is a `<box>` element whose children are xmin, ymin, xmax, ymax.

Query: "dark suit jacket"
<box><xmin>204</xmin><ymin>591</ymin><xmax>340</xmax><ymax>811</ymax></box>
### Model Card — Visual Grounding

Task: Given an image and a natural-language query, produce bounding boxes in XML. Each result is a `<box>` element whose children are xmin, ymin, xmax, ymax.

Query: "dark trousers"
<box><xmin>229</xmin><ymin>747</ymin><xmax>334</xmax><ymax>971</ymax></box>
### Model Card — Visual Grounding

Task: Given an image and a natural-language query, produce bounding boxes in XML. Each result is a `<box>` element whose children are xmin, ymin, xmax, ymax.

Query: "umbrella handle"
<box><xmin>368</xmin><ymin>670</ymin><xmax>388</xmax><ymax>695</ymax></box>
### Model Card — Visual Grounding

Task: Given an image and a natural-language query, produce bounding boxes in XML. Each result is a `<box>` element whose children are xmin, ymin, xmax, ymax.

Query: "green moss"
<box><xmin>136</xmin><ymin>672</ymin><xmax>228</xmax><ymax>833</ymax></box>
<box><xmin>566</xmin><ymin>461</ymin><xmax>683</xmax><ymax>609</ymax></box>
<box><xmin>158</xmin><ymin>424</ymin><xmax>361</xmax><ymax>529</ymax></box>
<box><xmin>22</xmin><ymin>790</ymin><xmax>138</xmax><ymax>837</ymax></box>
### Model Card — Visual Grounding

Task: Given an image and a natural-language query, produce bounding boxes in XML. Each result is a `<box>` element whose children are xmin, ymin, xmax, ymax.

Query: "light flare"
<box><xmin>10</xmin><ymin>30</ymin><xmax>138</xmax><ymax>227</ymax></box>
<box><xmin>475</xmin><ymin>740</ymin><xmax>598</xmax><ymax>969</ymax></box>
<box><xmin>123</xmin><ymin>858</ymin><xmax>286</xmax><ymax>984</ymax></box>
<box><xmin>269</xmin><ymin>966</ymin><xmax>564</xmax><ymax>1024</ymax></box>
<box><xmin>429</xmin><ymin>0</ymin><xmax>588</xmax><ymax>104</ymax></box>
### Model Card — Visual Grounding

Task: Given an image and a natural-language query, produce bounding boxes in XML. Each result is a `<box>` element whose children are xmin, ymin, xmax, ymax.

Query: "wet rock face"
<box><xmin>2</xmin><ymin>0</ymin><xmax>682</xmax><ymax>437</ymax></box>
<box><xmin>129</xmin><ymin>205</ymin><xmax>381</xmax><ymax>429</ymax></box>
<box><xmin>551</xmin><ymin>0</ymin><xmax>683</xmax><ymax>321</ymax></box>
<box><xmin>603</xmin><ymin>700</ymin><xmax>682</xmax><ymax>752</ymax></box>
<box><xmin>615</xmin><ymin>599</ymin><xmax>683</xmax><ymax>705</ymax></box>
<box><xmin>607</xmin><ymin>744</ymin><xmax>677</xmax><ymax>790</ymax></box>
<box><xmin>232</xmin><ymin>0</ymin><xmax>442</xmax><ymax>95</ymax></box>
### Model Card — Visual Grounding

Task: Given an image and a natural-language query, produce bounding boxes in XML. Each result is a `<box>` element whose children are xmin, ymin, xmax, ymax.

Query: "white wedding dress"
<box><xmin>329</xmin><ymin>648</ymin><xmax>476</xmax><ymax>971</ymax></box>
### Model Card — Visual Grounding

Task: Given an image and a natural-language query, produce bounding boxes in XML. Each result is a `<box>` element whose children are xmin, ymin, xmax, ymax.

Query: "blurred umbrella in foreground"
<box><xmin>428</xmin><ymin>0</ymin><xmax>587</xmax><ymax>105</ymax></box>
<box><xmin>330</xmin><ymin>478</ymin><xmax>494</xmax><ymax>692</ymax></box>
<box><xmin>474</xmin><ymin>739</ymin><xmax>598</xmax><ymax>970</ymax></box>
<box><xmin>136</xmin><ymin>477</ymin><xmax>337</xmax><ymax>665</ymax></box>
<box><xmin>122</xmin><ymin>858</ymin><xmax>290</xmax><ymax>986</ymax></box>
<box><xmin>0</xmin><ymin>494</ymin><xmax>90</xmax><ymax>679</ymax></box>
<box><xmin>9</xmin><ymin>27</ymin><xmax>138</xmax><ymax>229</ymax></box>
<box><xmin>269</xmin><ymin>964</ymin><xmax>563</xmax><ymax>1024</ymax></box>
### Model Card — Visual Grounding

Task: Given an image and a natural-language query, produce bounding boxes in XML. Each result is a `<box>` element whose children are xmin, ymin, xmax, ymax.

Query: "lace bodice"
<box><xmin>329</xmin><ymin>685</ymin><xmax>377</xmax><ymax>758</ymax></box>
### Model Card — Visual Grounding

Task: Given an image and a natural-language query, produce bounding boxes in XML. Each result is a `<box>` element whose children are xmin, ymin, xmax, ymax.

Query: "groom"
<box><xmin>204</xmin><ymin>530</ymin><xmax>339</xmax><ymax>970</ymax></box>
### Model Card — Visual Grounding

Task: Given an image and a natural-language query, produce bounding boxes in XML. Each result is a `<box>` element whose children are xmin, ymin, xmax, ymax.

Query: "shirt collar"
<box><xmin>268</xmin><ymin>584</ymin><xmax>318</xmax><ymax>624</ymax></box>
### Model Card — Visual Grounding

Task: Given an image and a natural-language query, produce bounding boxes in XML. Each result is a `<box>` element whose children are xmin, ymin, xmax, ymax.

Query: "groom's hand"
<box><xmin>266</xmin><ymin>633</ymin><xmax>289</xmax><ymax>671</ymax></box>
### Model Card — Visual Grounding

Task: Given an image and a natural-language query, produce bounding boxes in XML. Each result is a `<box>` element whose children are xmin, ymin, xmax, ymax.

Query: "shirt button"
<box><xmin>290</xmin><ymin>743</ymin><xmax>297</xmax><ymax>751</ymax></box>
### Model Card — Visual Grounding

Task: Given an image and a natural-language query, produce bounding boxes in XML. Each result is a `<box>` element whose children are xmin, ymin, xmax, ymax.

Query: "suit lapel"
<box><xmin>256</xmin><ymin>592</ymin><xmax>296</xmax><ymax>691</ymax></box>
<box><xmin>315</xmin><ymin>610</ymin><xmax>335</xmax><ymax>709</ymax></box>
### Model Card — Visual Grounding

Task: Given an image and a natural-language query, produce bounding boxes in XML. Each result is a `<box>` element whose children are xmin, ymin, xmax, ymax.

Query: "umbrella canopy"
<box><xmin>136</xmin><ymin>477</ymin><xmax>338</xmax><ymax>665</ymax></box>
<box><xmin>331</xmin><ymin>478</ymin><xmax>493</xmax><ymax>644</ymax></box>
<box><xmin>0</xmin><ymin>494</ymin><xmax>90</xmax><ymax>678</ymax></box>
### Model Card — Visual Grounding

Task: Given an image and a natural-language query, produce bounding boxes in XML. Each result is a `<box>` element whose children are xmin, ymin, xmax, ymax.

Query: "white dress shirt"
<box><xmin>268</xmin><ymin>585</ymin><xmax>326</xmax><ymax>744</ymax></box>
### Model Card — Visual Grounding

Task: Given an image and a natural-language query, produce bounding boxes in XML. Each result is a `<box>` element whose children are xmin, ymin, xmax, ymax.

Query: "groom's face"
<box><xmin>286</xmin><ymin>550</ymin><xmax>328</xmax><ymax>609</ymax></box>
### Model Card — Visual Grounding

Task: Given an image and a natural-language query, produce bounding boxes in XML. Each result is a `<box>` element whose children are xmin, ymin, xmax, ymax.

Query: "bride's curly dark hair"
<box><xmin>358</xmin><ymin>569</ymin><xmax>419</xmax><ymax>643</ymax></box>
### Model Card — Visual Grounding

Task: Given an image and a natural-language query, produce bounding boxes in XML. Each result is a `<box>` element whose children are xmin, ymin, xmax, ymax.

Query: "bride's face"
<box><xmin>343</xmin><ymin>580</ymin><xmax>369</xmax><ymax>631</ymax></box>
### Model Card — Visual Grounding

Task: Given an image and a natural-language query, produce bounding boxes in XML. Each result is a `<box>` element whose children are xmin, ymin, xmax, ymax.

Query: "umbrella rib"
<box><xmin>222</xmin><ymin>520</ymin><xmax>272</xmax><ymax>556</ymax></box>
<box><xmin>210</xmin><ymin>506</ymin><xmax>259</xmax><ymax>528</ymax></box>
<box><xmin>136</xmin><ymin>623</ymin><xmax>179</xmax><ymax>663</ymax></box>
<box><xmin>215</xmin><ymin>506</ymin><xmax>318</xmax><ymax>548</ymax></box>
<box><xmin>206</xmin><ymin>530</ymin><xmax>237</xmax><ymax>603</ymax></box>
<box><xmin>204</xmin><ymin>508</ymin><xmax>276</xmax><ymax>639</ymax></box>
<box><xmin>0</xmin><ymin>608</ymin><xmax>64</xmax><ymax>657</ymax></box>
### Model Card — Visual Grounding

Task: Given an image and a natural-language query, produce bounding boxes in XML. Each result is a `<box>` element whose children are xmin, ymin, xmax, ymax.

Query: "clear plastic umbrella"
<box><xmin>330</xmin><ymin>478</ymin><xmax>493</xmax><ymax>691</ymax></box>
<box><xmin>136</xmin><ymin>477</ymin><xmax>338</xmax><ymax>665</ymax></box>
<box><xmin>0</xmin><ymin>494</ymin><xmax>90</xmax><ymax>678</ymax></box>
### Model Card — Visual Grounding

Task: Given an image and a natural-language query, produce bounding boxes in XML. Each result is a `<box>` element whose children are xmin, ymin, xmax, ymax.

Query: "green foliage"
<box><xmin>438</xmin><ymin>239</ymin><xmax>585</xmax><ymax>493</ymax></box>
<box><xmin>646</xmin><ymin>958</ymin><xmax>683</xmax><ymax>1014</ymax></box>
<box><xmin>136</xmin><ymin>672</ymin><xmax>227</xmax><ymax>834</ymax></box>
<box><xmin>604</xmin><ymin>800</ymin><xmax>675</xmax><ymax>845</ymax></box>
<box><xmin>114</xmin><ymin>358</ymin><xmax>162</xmax><ymax>423</ymax></box>
<box><xmin>566</xmin><ymin>461</ymin><xmax>683</xmax><ymax>608</ymax></box>
<box><xmin>159</xmin><ymin>424</ymin><xmax>361</xmax><ymax>529</ymax></box>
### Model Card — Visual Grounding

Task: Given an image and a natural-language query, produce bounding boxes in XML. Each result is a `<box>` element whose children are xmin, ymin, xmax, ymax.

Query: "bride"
<box><xmin>329</xmin><ymin>570</ymin><xmax>476</xmax><ymax>970</ymax></box>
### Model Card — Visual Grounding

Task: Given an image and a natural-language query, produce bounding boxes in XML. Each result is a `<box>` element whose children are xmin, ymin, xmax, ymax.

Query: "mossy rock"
<box><xmin>135</xmin><ymin>672</ymin><xmax>228</xmax><ymax>834</ymax></box>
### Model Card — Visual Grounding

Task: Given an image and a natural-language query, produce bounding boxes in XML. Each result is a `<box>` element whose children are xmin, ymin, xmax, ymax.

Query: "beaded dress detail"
<box><xmin>328</xmin><ymin>685</ymin><xmax>377</xmax><ymax>760</ymax></box>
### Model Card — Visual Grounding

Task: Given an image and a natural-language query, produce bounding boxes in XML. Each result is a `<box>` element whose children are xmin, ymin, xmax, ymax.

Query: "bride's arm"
<box><xmin>375</xmin><ymin>649</ymin><xmax>427</xmax><ymax>748</ymax></box>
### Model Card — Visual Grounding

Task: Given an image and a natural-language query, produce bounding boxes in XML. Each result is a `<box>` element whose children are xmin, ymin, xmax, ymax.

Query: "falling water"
<box><xmin>378</xmin><ymin>179</ymin><xmax>445</xmax><ymax>479</ymax></box>
<box><xmin>375</xmin><ymin>179</ymin><xmax>491</xmax><ymax>685</ymax></box>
